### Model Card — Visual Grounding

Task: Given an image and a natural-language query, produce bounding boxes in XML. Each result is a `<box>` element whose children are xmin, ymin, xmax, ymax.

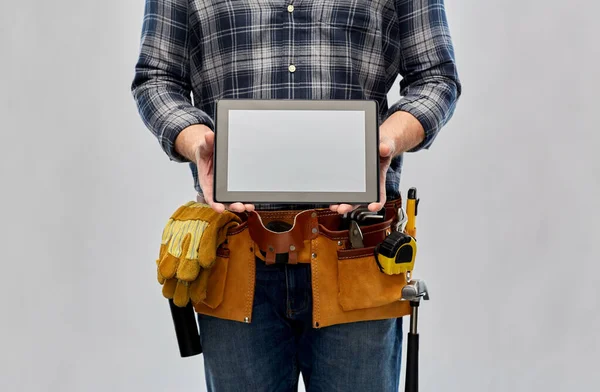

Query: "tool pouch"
<box><xmin>192</xmin><ymin>223</ymin><xmax>257</xmax><ymax>324</ymax></box>
<box><xmin>246</xmin><ymin>199</ymin><xmax>412</xmax><ymax>329</ymax></box>
<box><xmin>310</xmin><ymin>202</ymin><xmax>412</xmax><ymax>329</ymax></box>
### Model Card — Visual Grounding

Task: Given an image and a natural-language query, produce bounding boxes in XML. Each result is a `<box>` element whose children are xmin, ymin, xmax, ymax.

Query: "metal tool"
<box><xmin>396</xmin><ymin>207</ymin><xmax>408</xmax><ymax>232</ymax></box>
<box><xmin>357</xmin><ymin>210</ymin><xmax>384</xmax><ymax>222</ymax></box>
<box><xmin>349</xmin><ymin>220</ymin><xmax>365</xmax><ymax>248</ymax></box>
<box><xmin>340</xmin><ymin>206</ymin><xmax>385</xmax><ymax>230</ymax></box>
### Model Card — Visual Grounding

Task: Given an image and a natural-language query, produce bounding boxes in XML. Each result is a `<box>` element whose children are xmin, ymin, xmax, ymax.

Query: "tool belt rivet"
<box><xmin>337</xmin><ymin>241</ymin><xmax>342</xmax><ymax>246</ymax></box>
<box><xmin>268</xmin><ymin>246</ymin><xmax>275</xmax><ymax>252</ymax></box>
<box><xmin>311</xmin><ymin>228</ymin><xmax>318</xmax><ymax>234</ymax></box>
<box><xmin>289</xmin><ymin>245</ymin><xmax>296</xmax><ymax>251</ymax></box>
<box><xmin>244</xmin><ymin>317</ymin><xmax>250</xmax><ymax>323</ymax></box>
<box><xmin>311</xmin><ymin>253</ymin><xmax>317</xmax><ymax>259</ymax></box>
<box><xmin>311</xmin><ymin>212</ymin><xmax>317</xmax><ymax>218</ymax></box>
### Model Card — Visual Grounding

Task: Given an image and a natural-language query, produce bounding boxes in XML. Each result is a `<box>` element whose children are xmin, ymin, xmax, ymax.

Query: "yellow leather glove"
<box><xmin>156</xmin><ymin>201</ymin><xmax>242</xmax><ymax>307</ymax></box>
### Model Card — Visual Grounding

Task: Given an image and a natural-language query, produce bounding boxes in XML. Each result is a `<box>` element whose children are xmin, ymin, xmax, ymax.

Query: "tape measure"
<box><xmin>375</xmin><ymin>231</ymin><xmax>417</xmax><ymax>276</ymax></box>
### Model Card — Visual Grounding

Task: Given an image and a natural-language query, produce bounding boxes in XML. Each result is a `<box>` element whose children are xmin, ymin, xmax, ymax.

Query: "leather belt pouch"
<box><xmin>192</xmin><ymin>223</ymin><xmax>257</xmax><ymax>324</ymax></box>
<box><xmin>310</xmin><ymin>199</ymin><xmax>412</xmax><ymax>328</ymax></box>
<box><xmin>310</xmin><ymin>231</ymin><xmax>411</xmax><ymax>329</ymax></box>
<box><xmin>193</xmin><ymin>199</ymin><xmax>411</xmax><ymax>328</ymax></box>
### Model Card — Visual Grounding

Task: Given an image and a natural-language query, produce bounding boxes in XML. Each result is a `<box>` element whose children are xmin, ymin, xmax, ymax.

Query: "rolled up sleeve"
<box><xmin>131</xmin><ymin>0</ymin><xmax>214</xmax><ymax>162</ymax></box>
<box><xmin>388</xmin><ymin>0</ymin><xmax>462</xmax><ymax>152</ymax></box>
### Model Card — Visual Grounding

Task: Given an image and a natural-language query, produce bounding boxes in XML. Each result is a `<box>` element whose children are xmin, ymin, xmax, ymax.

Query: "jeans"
<box><xmin>197</xmin><ymin>258</ymin><xmax>404</xmax><ymax>392</ymax></box>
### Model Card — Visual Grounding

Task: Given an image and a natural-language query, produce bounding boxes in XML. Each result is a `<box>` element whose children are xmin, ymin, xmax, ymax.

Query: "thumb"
<box><xmin>204</xmin><ymin>130</ymin><xmax>215</xmax><ymax>146</ymax></box>
<box><xmin>379</xmin><ymin>138</ymin><xmax>395</xmax><ymax>158</ymax></box>
<box><xmin>203</xmin><ymin>131</ymin><xmax>215</xmax><ymax>152</ymax></box>
<box><xmin>197</xmin><ymin>131</ymin><xmax>215</xmax><ymax>159</ymax></box>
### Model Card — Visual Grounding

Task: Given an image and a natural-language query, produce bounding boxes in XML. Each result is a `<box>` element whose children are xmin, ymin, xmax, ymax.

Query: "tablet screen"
<box><xmin>227</xmin><ymin>110</ymin><xmax>366</xmax><ymax>192</ymax></box>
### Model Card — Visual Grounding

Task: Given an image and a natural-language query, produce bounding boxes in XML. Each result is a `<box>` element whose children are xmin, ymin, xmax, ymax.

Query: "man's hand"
<box><xmin>329</xmin><ymin>111</ymin><xmax>425</xmax><ymax>215</ymax></box>
<box><xmin>175</xmin><ymin>125</ymin><xmax>255</xmax><ymax>214</ymax></box>
<box><xmin>368</xmin><ymin>135</ymin><xmax>396</xmax><ymax>212</ymax></box>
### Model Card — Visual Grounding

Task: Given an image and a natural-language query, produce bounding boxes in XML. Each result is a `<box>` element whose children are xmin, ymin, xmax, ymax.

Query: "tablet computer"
<box><xmin>213</xmin><ymin>99</ymin><xmax>380</xmax><ymax>205</ymax></box>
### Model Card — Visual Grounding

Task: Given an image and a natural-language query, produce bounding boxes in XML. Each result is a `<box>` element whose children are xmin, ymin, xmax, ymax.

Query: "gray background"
<box><xmin>0</xmin><ymin>0</ymin><xmax>598</xmax><ymax>391</ymax></box>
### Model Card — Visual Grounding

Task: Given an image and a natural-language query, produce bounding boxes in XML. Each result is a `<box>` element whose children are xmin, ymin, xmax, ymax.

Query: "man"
<box><xmin>132</xmin><ymin>0</ymin><xmax>460</xmax><ymax>391</ymax></box>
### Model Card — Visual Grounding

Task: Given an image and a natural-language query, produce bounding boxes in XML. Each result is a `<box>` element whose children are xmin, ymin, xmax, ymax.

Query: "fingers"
<box><xmin>200</xmin><ymin>199</ymin><xmax>254</xmax><ymax>214</ymax></box>
<box><xmin>368</xmin><ymin>201</ymin><xmax>385</xmax><ymax>212</ymax></box>
<box><xmin>228</xmin><ymin>202</ymin><xmax>246</xmax><ymax>213</ymax></box>
<box><xmin>368</xmin><ymin>190</ymin><xmax>386</xmax><ymax>212</ymax></box>
<box><xmin>218</xmin><ymin>202</ymin><xmax>255</xmax><ymax>213</ymax></box>
<box><xmin>209</xmin><ymin>201</ymin><xmax>226</xmax><ymax>214</ymax></box>
<box><xmin>329</xmin><ymin>204</ymin><xmax>359</xmax><ymax>215</ymax></box>
<box><xmin>368</xmin><ymin>154</ymin><xmax>390</xmax><ymax>211</ymax></box>
<box><xmin>368</xmin><ymin>173</ymin><xmax>387</xmax><ymax>212</ymax></box>
<box><xmin>198</xmin><ymin>170</ymin><xmax>226</xmax><ymax>213</ymax></box>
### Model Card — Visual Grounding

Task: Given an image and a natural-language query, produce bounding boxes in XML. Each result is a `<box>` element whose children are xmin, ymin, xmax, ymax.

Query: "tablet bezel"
<box><xmin>213</xmin><ymin>99</ymin><xmax>380</xmax><ymax>205</ymax></box>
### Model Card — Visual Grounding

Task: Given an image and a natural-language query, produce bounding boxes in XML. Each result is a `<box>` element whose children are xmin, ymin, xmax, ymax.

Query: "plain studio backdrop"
<box><xmin>1</xmin><ymin>0</ymin><xmax>598</xmax><ymax>391</ymax></box>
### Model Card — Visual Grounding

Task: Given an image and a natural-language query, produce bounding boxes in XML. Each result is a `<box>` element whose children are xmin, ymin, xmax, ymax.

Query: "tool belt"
<box><xmin>186</xmin><ymin>198</ymin><xmax>412</xmax><ymax>329</ymax></box>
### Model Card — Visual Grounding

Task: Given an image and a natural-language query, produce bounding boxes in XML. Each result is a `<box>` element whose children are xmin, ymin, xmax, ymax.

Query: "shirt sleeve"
<box><xmin>130</xmin><ymin>0</ymin><xmax>214</xmax><ymax>163</ymax></box>
<box><xmin>388</xmin><ymin>0</ymin><xmax>462</xmax><ymax>152</ymax></box>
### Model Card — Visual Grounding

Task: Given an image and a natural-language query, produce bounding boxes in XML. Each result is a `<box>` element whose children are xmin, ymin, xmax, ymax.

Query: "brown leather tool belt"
<box><xmin>192</xmin><ymin>198</ymin><xmax>412</xmax><ymax>329</ymax></box>
<box><xmin>249</xmin><ymin>198</ymin><xmax>403</xmax><ymax>264</ymax></box>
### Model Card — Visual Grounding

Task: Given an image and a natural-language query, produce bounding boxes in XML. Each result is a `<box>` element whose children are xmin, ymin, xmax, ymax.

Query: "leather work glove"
<box><xmin>156</xmin><ymin>201</ymin><xmax>242</xmax><ymax>307</ymax></box>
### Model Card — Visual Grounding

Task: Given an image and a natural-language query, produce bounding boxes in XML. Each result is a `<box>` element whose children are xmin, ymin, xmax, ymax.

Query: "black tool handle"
<box><xmin>405</xmin><ymin>332</ymin><xmax>419</xmax><ymax>392</ymax></box>
<box><xmin>168</xmin><ymin>299</ymin><xmax>202</xmax><ymax>357</ymax></box>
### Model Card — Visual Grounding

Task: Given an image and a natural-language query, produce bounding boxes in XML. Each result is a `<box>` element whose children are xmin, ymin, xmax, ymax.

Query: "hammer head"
<box><xmin>401</xmin><ymin>279</ymin><xmax>430</xmax><ymax>302</ymax></box>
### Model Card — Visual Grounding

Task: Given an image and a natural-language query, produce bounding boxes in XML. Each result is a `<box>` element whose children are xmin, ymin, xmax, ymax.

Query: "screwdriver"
<box><xmin>405</xmin><ymin>187</ymin><xmax>419</xmax><ymax>239</ymax></box>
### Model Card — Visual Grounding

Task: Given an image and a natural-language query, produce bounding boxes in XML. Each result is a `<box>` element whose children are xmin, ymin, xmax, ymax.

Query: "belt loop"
<box><xmin>265</xmin><ymin>250</ymin><xmax>276</xmax><ymax>264</ymax></box>
<box><xmin>288</xmin><ymin>251</ymin><xmax>298</xmax><ymax>264</ymax></box>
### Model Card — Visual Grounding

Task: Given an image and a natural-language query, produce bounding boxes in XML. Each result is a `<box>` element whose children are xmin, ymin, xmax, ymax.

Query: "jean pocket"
<box><xmin>337</xmin><ymin>246</ymin><xmax>406</xmax><ymax>311</ymax></box>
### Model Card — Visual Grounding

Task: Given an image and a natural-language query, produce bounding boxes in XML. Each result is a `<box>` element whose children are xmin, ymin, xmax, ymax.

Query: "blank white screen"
<box><xmin>227</xmin><ymin>110</ymin><xmax>366</xmax><ymax>192</ymax></box>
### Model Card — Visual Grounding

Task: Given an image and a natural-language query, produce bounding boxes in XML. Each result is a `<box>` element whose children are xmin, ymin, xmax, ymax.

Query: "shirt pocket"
<box><xmin>317</xmin><ymin>0</ymin><xmax>382</xmax><ymax>34</ymax></box>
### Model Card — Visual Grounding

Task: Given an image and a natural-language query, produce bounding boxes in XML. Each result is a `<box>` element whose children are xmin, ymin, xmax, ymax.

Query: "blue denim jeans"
<box><xmin>197</xmin><ymin>258</ymin><xmax>404</xmax><ymax>392</ymax></box>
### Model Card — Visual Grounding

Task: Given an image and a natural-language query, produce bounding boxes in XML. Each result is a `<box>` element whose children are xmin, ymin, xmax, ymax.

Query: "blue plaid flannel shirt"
<box><xmin>131</xmin><ymin>0</ymin><xmax>461</xmax><ymax>210</ymax></box>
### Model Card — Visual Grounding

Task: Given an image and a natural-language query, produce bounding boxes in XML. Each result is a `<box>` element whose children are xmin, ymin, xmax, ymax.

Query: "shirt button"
<box><xmin>288</xmin><ymin>64</ymin><xmax>296</xmax><ymax>73</ymax></box>
<box><xmin>287</xmin><ymin>4</ymin><xmax>294</xmax><ymax>12</ymax></box>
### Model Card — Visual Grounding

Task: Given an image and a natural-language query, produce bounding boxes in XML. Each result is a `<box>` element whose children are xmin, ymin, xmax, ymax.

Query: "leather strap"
<box><xmin>247</xmin><ymin>210</ymin><xmax>320</xmax><ymax>265</ymax></box>
<box><xmin>247</xmin><ymin>198</ymin><xmax>403</xmax><ymax>265</ymax></box>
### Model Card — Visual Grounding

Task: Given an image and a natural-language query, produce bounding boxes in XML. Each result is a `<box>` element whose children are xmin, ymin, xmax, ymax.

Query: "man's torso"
<box><xmin>187</xmin><ymin>0</ymin><xmax>405</xmax><ymax>209</ymax></box>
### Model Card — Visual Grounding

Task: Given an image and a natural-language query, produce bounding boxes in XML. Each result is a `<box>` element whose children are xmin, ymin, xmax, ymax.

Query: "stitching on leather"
<box><xmin>337</xmin><ymin>253</ymin><xmax>377</xmax><ymax>260</ymax></box>
<box><xmin>245</xmin><ymin>239</ymin><xmax>255</xmax><ymax>320</ymax></box>
<box><xmin>319</xmin><ymin>226</ymin><xmax>390</xmax><ymax>241</ymax></box>
<box><xmin>312</xmin><ymin>238</ymin><xmax>320</xmax><ymax>327</ymax></box>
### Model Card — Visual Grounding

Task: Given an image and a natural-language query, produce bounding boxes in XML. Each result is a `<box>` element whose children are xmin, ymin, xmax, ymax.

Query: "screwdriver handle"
<box><xmin>406</xmin><ymin>188</ymin><xmax>418</xmax><ymax>239</ymax></box>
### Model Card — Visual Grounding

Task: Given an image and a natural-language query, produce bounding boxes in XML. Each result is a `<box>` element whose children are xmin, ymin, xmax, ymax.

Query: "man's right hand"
<box><xmin>175</xmin><ymin>124</ymin><xmax>255</xmax><ymax>214</ymax></box>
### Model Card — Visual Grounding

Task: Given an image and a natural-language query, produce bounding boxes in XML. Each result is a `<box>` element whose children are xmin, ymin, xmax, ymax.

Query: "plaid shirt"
<box><xmin>131</xmin><ymin>0</ymin><xmax>461</xmax><ymax>210</ymax></box>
